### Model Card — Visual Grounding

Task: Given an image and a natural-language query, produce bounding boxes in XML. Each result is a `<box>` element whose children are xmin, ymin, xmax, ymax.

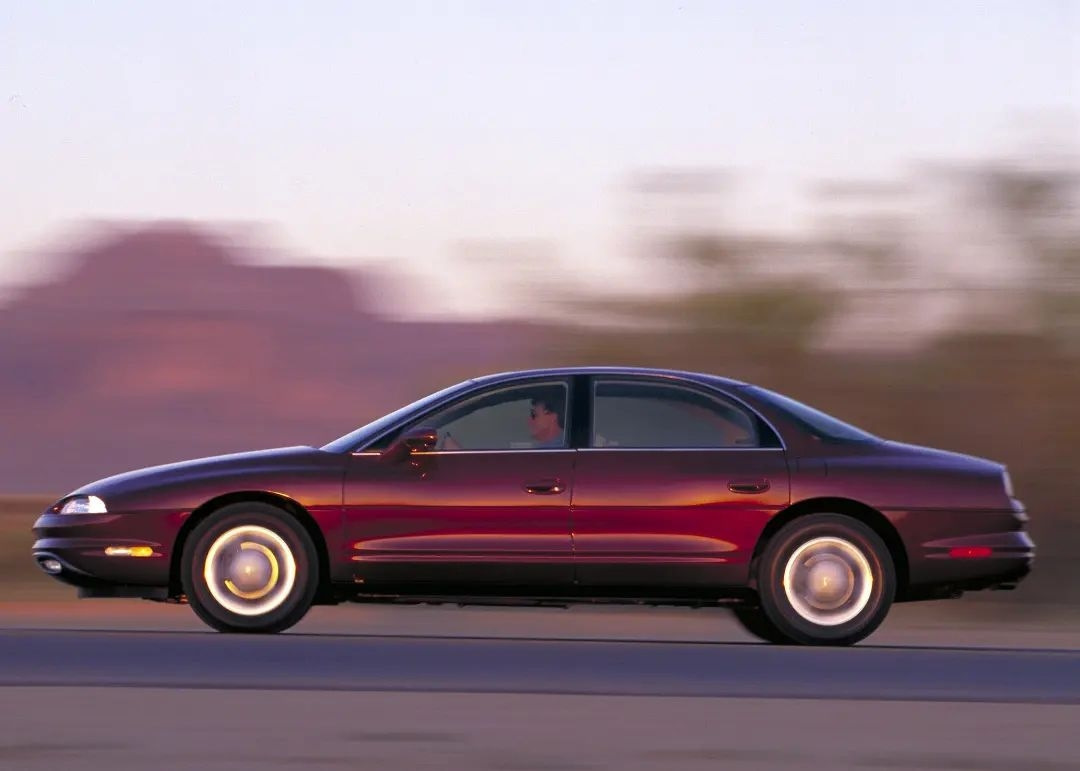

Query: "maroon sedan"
<box><xmin>32</xmin><ymin>367</ymin><xmax>1033</xmax><ymax>645</ymax></box>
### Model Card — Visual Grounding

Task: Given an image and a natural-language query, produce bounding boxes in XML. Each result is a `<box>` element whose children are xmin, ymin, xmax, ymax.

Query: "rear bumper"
<box><xmin>904</xmin><ymin>529</ymin><xmax>1035</xmax><ymax>600</ymax></box>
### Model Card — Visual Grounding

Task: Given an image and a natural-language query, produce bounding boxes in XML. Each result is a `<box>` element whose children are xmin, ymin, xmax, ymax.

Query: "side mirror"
<box><xmin>403</xmin><ymin>426</ymin><xmax>438</xmax><ymax>452</ymax></box>
<box><xmin>383</xmin><ymin>426</ymin><xmax>438</xmax><ymax>461</ymax></box>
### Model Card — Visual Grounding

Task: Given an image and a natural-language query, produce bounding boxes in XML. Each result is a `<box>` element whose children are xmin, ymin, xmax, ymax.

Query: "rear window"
<box><xmin>744</xmin><ymin>386</ymin><xmax>877</xmax><ymax>443</ymax></box>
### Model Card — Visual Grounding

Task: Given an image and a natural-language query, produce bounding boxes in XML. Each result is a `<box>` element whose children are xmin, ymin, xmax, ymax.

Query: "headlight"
<box><xmin>57</xmin><ymin>495</ymin><xmax>108</xmax><ymax>515</ymax></box>
<box><xmin>1002</xmin><ymin>470</ymin><xmax>1014</xmax><ymax>498</ymax></box>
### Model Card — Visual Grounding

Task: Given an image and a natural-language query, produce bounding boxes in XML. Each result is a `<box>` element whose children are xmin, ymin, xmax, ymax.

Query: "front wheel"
<box><xmin>180</xmin><ymin>502</ymin><xmax>319</xmax><ymax>633</ymax></box>
<box><xmin>755</xmin><ymin>514</ymin><xmax>895</xmax><ymax>646</ymax></box>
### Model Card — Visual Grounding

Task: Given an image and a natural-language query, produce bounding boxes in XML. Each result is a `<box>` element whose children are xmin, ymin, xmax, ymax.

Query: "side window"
<box><xmin>591</xmin><ymin>380</ymin><xmax>760</xmax><ymax>449</ymax></box>
<box><xmin>415</xmin><ymin>381</ymin><xmax>569</xmax><ymax>451</ymax></box>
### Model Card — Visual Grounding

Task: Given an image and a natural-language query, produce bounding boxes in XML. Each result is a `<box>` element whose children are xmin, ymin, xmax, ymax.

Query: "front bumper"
<box><xmin>32</xmin><ymin>511</ymin><xmax>174</xmax><ymax>594</ymax></box>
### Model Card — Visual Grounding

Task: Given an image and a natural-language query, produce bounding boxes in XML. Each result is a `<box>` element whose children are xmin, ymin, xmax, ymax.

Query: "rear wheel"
<box><xmin>755</xmin><ymin>513</ymin><xmax>895</xmax><ymax>646</ymax></box>
<box><xmin>181</xmin><ymin>502</ymin><xmax>319</xmax><ymax>633</ymax></box>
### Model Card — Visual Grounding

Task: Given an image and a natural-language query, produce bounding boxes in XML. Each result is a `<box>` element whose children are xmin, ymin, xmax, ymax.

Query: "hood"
<box><xmin>71</xmin><ymin>446</ymin><xmax>329</xmax><ymax>497</ymax></box>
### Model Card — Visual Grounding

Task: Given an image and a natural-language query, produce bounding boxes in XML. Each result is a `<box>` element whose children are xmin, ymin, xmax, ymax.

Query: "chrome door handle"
<box><xmin>728</xmin><ymin>479</ymin><xmax>770</xmax><ymax>494</ymax></box>
<box><xmin>523</xmin><ymin>478</ymin><xmax>566</xmax><ymax>495</ymax></box>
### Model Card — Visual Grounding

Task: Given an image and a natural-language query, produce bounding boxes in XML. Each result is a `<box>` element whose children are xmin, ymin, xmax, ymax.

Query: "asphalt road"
<box><xmin>4</xmin><ymin>614</ymin><xmax>1080</xmax><ymax>770</ymax></box>
<box><xmin>1</xmin><ymin>628</ymin><xmax>1078</xmax><ymax>703</ymax></box>
<box><xmin>6</xmin><ymin>688</ymin><xmax>1080</xmax><ymax>771</ymax></box>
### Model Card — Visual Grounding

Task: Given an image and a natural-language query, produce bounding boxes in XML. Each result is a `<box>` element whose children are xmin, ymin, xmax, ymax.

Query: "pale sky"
<box><xmin>1</xmin><ymin>1</ymin><xmax>1076</xmax><ymax>316</ymax></box>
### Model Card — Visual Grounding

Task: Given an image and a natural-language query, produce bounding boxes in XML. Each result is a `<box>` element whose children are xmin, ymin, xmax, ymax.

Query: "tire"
<box><xmin>180</xmin><ymin>502</ymin><xmax>319</xmax><ymax>633</ymax></box>
<box><xmin>731</xmin><ymin>605</ymin><xmax>793</xmax><ymax>644</ymax></box>
<box><xmin>755</xmin><ymin>513</ymin><xmax>895</xmax><ymax>646</ymax></box>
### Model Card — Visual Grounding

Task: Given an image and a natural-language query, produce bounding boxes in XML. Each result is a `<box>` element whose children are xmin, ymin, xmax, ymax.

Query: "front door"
<box><xmin>344</xmin><ymin>378</ymin><xmax>575</xmax><ymax>588</ymax></box>
<box><xmin>571</xmin><ymin>377</ymin><xmax>790</xmax><ymax>588</ymax></box>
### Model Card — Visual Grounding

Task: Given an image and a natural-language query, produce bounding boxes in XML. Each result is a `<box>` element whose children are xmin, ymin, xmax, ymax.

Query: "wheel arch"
<box><xmin>750</xmin><ymin>497</ymin><xmax>910</xmax><ymax>599</ymax></box>
<box><xmin>169</xmin><ymin>491</ymin><xmax>333</xmax><ymax>603</ymax></box>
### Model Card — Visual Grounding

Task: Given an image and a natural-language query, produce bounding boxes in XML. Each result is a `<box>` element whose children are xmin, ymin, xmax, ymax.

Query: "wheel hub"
<box><xmin>803</xmin><ymin>555</ymin><xmax>855</xmax><ymax>610</ymax></box>
<box><xmin>783</xmin><ymin>536</ymin><xmax>873</xmax><ymax>626</ymax></box>
<box><xmin>225</xmin><ymin>544</ymin><xmax>278</xmax><ymax>598</ymax></box>
<box><xmin>203</xmin><ymin>525</ymin><xmax>296</xmax><ymax>616</ymax></box>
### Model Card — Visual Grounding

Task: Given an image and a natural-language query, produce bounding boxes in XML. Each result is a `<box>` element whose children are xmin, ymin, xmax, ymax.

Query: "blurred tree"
<box><xmin>966</xmin><ymin>163</ymin><xmax>1080</xmax><ymax>346</ymax></box>
<box><xmin>812</xmin><ymin>180</ymin><xmax>915</xmax><ymax>284</ymax></box>
<box><xmin>521</xmin><ymin>155</ymin><xmax>1080</xmax><ymax>606</ymax></box>
<box><xmin>555</xmin><ymin>170</ymin><xmax>845</xmax><ymax>376</ymax></box>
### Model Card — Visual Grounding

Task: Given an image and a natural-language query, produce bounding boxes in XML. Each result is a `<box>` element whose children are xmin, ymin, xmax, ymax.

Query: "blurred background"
<box><xmin>1</xmin><ymin>0</ymin><xmax>1078</xmax><ymax>609</ymax></box>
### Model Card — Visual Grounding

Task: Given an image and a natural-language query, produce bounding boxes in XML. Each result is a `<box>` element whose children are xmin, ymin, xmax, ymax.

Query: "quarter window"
<box><xmin>591</xmin><ymin>380</ymin><xmax>761</xmax><ymax>449</ymax></box>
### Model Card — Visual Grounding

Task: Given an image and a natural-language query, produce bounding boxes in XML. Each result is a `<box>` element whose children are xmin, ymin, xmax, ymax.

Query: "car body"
<box><xmin>32</xmin><ymin>367</ymin><xmax>1034</xmax><ymax>644</ymax></box>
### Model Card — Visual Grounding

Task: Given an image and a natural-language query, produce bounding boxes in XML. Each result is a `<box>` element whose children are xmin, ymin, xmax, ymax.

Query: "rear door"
<box><xmin>571</xmin><ymin>377</ymin><xmax>790</xmax><ymax>588</ymax></box>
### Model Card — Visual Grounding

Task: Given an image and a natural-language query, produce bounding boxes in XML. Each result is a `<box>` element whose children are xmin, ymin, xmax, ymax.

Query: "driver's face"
<box><xmin>527</xmin><ymin>403</ymin><xmax>558</xmax><ymax>440</ymax></box>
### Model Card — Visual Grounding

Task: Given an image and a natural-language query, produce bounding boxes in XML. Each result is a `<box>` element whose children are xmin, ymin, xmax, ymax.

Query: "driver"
<box><xmin>443</xmin><ymin>389</ymin><xmax>565</xmax><ymax>450</ymax></box>
<box><xmin>526</xmin><ymin>390</ymin><xmax>565</xmax><ymax>448</ymax></box>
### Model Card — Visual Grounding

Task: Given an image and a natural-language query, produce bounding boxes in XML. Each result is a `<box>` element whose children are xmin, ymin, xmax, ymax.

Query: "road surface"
<box><xmin>2</xmin><ymin>604</ymin><xmax>1079</xmax><ymax>769</ymax></box>
<box><xmin>0</xmin><ymin>628</ymin><xmax>1078</xmax><ymax>702</ymax></box>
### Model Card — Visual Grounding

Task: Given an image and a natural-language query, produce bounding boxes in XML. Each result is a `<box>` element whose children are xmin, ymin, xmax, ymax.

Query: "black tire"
<box><xmin>180</xmin><ymin>502</ymin><xmax>319</xmax><ymax>633</ymax></box>
<box><xmin>755</xmin><ymin>514</ymin><xmax>895</xmax><ymax>646</ymax></box>
<box><xmin>731</xmin><ymin>605</ymin><xmax>794</xmax><ymax>644</ymax></box>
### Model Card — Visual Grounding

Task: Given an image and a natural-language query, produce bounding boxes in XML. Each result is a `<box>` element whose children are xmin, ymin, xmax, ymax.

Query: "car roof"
<box><xmin>469</xmin><ymin>366</ymin><xmax>746</xmax><ymax>389</ymax></box>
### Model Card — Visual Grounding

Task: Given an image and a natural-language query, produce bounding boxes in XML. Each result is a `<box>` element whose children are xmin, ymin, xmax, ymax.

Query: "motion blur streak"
<box><xmin>3</xmin><ymin>152</ymin><xmax>1079</xmax><ymax>606</ymax></box>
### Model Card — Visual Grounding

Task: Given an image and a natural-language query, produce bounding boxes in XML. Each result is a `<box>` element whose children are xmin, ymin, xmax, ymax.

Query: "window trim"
<box><xmin>584</xmin><ymin>375</ymin><xmax>787</xmax><ymax>451</ymax></box>
<box><xmin>578</xmin><ymin>446</ymin><xmax>786</xmax><ymax>453</ymax></box>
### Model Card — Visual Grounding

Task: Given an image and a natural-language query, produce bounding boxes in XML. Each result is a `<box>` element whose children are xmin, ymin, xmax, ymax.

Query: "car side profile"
<box><xmin>32</xmin><ymin>367</ymin><xmax>1034</xmax><ymax>645</ymax></box>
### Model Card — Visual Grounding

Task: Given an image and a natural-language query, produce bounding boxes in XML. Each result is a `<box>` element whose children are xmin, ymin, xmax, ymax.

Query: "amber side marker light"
<box><xmin>949</xmin><ymin>547</ymin><xmax>993</xmax><ymax>559</ymax></box>
<box><xmin>104</xmin><ymin>546</ymin><xmax>154</xmax><ymax>557</ymax></box>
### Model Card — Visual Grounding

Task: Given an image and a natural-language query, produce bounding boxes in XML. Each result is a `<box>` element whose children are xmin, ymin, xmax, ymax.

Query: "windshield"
<box><xmin>744</xmin><ymin>386</ymin><xmax>877</xmax><ymax>443</ymax></box>
<box><xmin>321</xmin><ymin>380</ymin><xmax>474</xmax><ymax>453</ymax></box>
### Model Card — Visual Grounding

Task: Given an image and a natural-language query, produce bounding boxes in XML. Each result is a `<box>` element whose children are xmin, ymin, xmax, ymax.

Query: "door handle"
<box><xmin>523</xmin><ymin>478</ymin><xmax>566</xmax><ymax>495</ymax></box>
<box><xmin>728</xmin><ymin>479</ymin><xmax>770</xmax><ymax>494</ymax></box>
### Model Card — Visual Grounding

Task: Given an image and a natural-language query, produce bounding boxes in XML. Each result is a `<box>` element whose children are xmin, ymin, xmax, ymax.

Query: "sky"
<box><xmin>1</xmin><ymin>1</ymin><xmax>1077</xmax><ymax>316</ymax></box>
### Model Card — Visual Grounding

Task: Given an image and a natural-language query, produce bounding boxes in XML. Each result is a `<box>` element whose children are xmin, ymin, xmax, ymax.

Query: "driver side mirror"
<box><xmin>383</xmin><ymin>426</ymin><xmax>438</xmax><ymax>462</ymax></box>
